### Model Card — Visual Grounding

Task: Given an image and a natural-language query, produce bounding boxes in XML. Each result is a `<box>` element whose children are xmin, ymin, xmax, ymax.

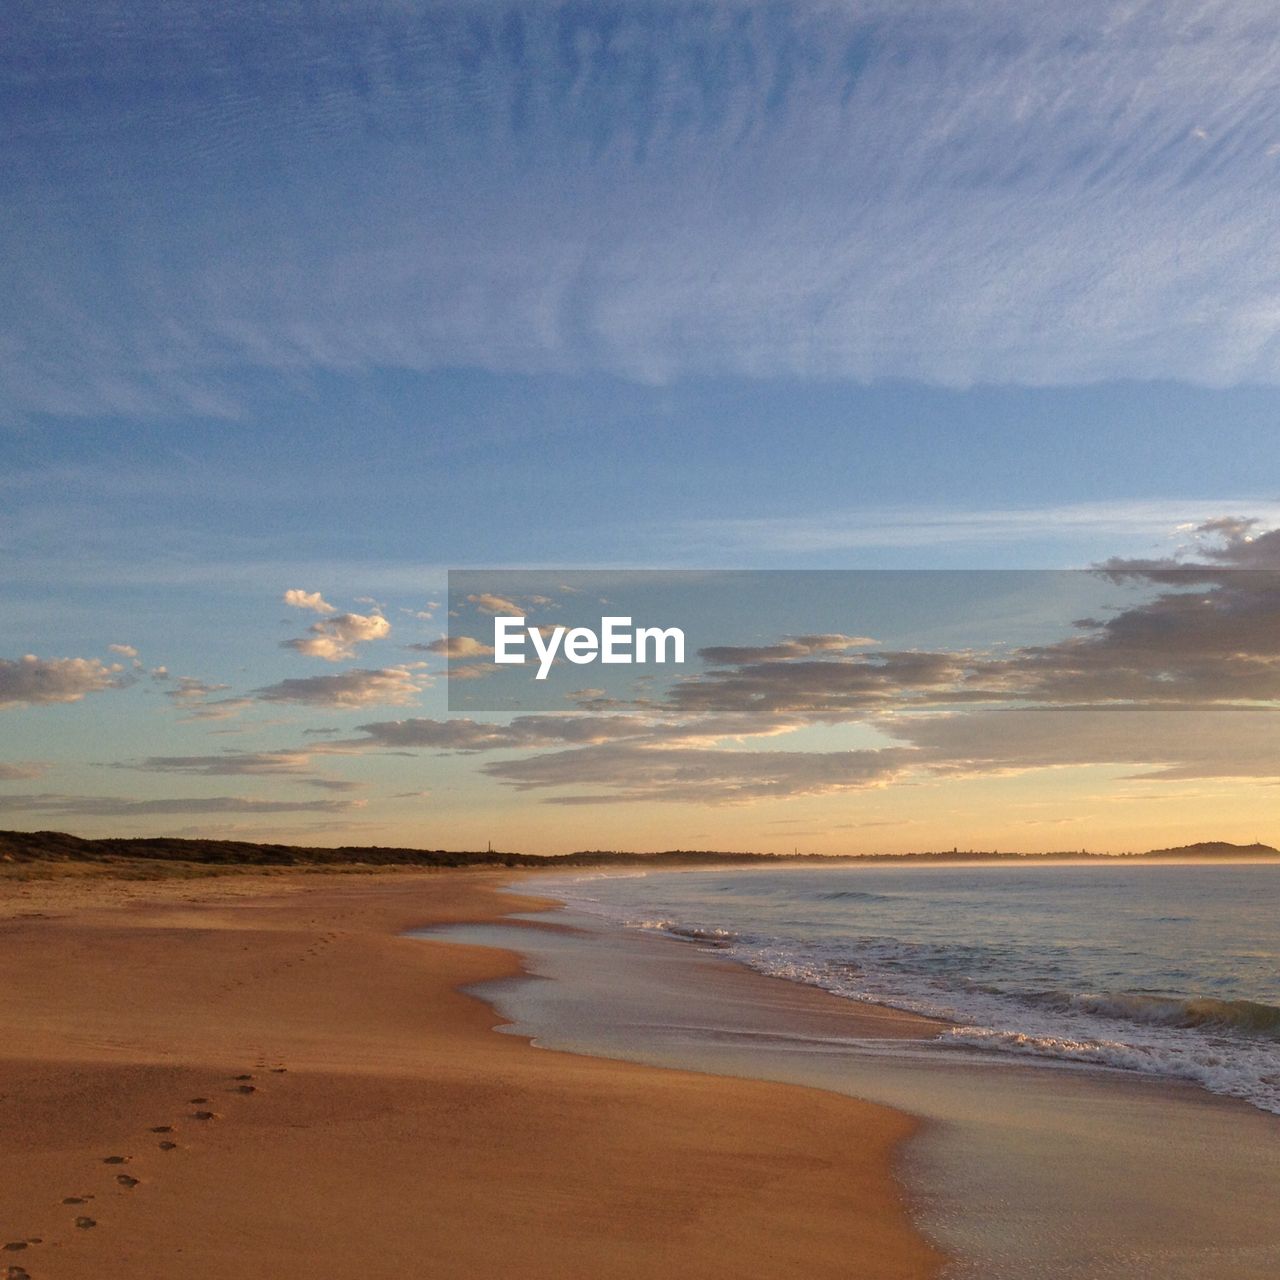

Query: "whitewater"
<box><xmin>546</xmin><ymin>860</ymin><xmax>1280</xmax><ymax>1114</ymax></box>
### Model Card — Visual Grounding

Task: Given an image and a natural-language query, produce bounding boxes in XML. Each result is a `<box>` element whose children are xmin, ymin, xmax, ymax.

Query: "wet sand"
<box><xmin>0</xmin><ymin>869</ymin><xmax>942</xmax><ymax>1279</ymax></box>
<box><xmin>437</xmin><ymin>888</ymin><xmax>1280</xmax><ymax>1280</ymax></box>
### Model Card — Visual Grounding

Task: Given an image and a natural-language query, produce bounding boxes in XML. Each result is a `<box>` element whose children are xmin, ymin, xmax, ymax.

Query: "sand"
<box><xmin>0</xmin><ymin>869</ymin><xmax>944</xmax><ymax>1280</ymax></box>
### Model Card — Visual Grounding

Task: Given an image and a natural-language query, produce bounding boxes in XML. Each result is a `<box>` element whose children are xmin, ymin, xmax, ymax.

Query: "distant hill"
<box><xmin>1136</xmin><ymin>841</ymin><xmax>1279</xmax><ymax>860</ymax></box>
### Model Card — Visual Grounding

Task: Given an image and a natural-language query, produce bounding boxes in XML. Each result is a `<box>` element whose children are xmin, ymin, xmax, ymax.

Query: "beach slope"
<box><xmin>0</xmin><ymin>870</ymin><xmax>941</xmax><ymax>1279</ymax></box>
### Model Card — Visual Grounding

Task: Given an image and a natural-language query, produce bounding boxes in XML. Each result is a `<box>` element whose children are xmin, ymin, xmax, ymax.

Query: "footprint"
<box><xmin>234</xmin><ymin>1084</ymin><xmax>256</xmax><ymax>1094</ymax></box>
<box><xmin>149</xmin><ymin>1125</ymin><xmax>173</xmax><ymax>1133</ymax></box>
<box><xmin>158</xmin><ymin>1141</ymin><xmax>179</xmax><ymax>1150</ymax></box>
<box><xmin>270</xmin><ymin>1067</ymin><xmax>287</xmax><ymax>1074</ymax></box>
<box><xmin>191</xmin><ymin>1110</ymin><xmax>218</xmax><ymax>1121</ymax></box>
<box><xmin>102</xmin><ymin>1155</ymin><xmax>130</xmax><ymax>1165</ymax></box>
<box><xmin>62</xmin><ymin>1196</ymin><xmax>92</xmax><ymax>1205</ymax></box>
<box><xmin>1</xmin><ymin>1245</ymin><xmax>27</xmax><ymax>1254</ymax></box>
<box><xmin>115</xmin><ymin>1174</ymin><xmax>140</xmax><ymax>1188</ymax></box>
<box><xmin>74</xmin><ymin>1217</ymin><xmax>96</xmax><ymax>1230</ymax></box>
<box><xmin>233</xmin><ymin>1074</ymin><xmax>254</xmax><ymax>1081</ymax></box>
<box><xmin>6</xmin><ymin>1265</ymin><xmax>32</xmax><ymax>1280</ymax></box>
<box><xmin>189</xmin><ymin>1097</ymin><xmax>209</xmax><ymax>1104</ymax></box>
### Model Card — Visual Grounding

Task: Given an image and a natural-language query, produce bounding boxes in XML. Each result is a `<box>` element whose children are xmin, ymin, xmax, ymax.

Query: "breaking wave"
<box><xmin>550</xmin><ymin>865</ymin><xmax>1280</xmax><ymax>1115</ymax></box>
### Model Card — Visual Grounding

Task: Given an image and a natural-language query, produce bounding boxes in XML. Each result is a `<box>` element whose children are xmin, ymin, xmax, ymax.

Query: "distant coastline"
<box><xmin>2</xmin><ymin>829</ymin><xmax>1275</xmax><ymax>875</ymax></box>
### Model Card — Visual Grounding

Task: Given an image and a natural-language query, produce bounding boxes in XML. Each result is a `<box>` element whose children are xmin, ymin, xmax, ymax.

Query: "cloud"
<box><xmin>254</xmin><ymin>666</ymin><xmax>424</xmax><ymax>709</ymax></box>
<box><xmin>346</xmin><ymin>714</ymin><xmax>652</xmax><ymax>752</ymax></box>
<box><xmin>659</xmin><ymin>519</ymin><xmax>1280</xmax><ymax>727</ymax></box>
<box><xmin>1098</xmin><ymin>514</ymin><xmax>1280</xmax><ymax>580</ymax></box>
<box><xmin>15</xmin><ymin>3</ymin><xmax>1280</xmax><ymax>419</ymax></box>
<box><xmin>673</xmin><ymin>500</ymin><xmax>1280</xmax><ymax>556</ymax></box>
<box><xmin>466</xmin><ymin>594</ymin><xmax>523</xmax><ymax>616</ymax></box>
<box><xmin>283</xmin><ymin>611</ymin><xmax>391</xmax><ymax>661</ymax></box>
<box><xmin>421</xmin><ymin>635</ymin><xmax>495</xmax><ymax>658</ymax></box>
<box><xmin>699</xmin><ymin>635</ymin><xmax>877</xmax><ymax>665</ymax></box>
<box><xmin>891</xmin><ymin>706</ymin><xmax>1280</xmax><ymax>782</ymax></box>
<box><xmin>178</xmin><ymin>698</ymin><xmax>254</xmax><ymax>722</ymax></box>
<box><xmin>439</xmin><ymin>516</ymin><xmax>1280</xmax><ymax>802</ymax></box>
<box><xmin>0</xmin><ymin>762</ymin><xmax>49</xmax><ymax>781</ymax></box>
<box><xmin>124</xmin><ymin>750</ymin><xmax>360</xmax><ymax>792</ymax></box>
<box><xmin>445</xmin><ymin>663</ymin><xmax>500</xmax><ymax>682</ymax></box>
<box><xmin>164</xmin><ymin>676</ymin><xmax>251</xmax><ymax>721</ymax></box>
<box><xmin>283</xmin><ymin>588</ymin><xmax>336</xmax><ymax>615</ymax></box>
<box><xmin>167</xmin><ymin>676</ymin><xmax>228</xmax><ymax>703</ymax></box>
<box><xmin>0</xmin><ymin>655</ymin><xmax>123</xmax><ymax>708</ymax></box>
<box><xmin>165</xmin><ymin>819</ymin><xmax>386</xmax><ymax>840</ymax></box>
<box><xmin>483</xmin><ymin>744</ymin><xmax>914</xmax><ymax>805</ymax></box>
<box><xmin>0</xmin><ymin>793</ymin><xmax>361</xmax><ymax>817</ymax></box>
<box><xmin>108</xmin><ymin>643</ymin><xmax>139</xmax><ymax>658</ymax></box>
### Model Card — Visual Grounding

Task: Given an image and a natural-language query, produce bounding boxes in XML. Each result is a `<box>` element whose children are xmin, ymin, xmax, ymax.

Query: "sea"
<box><xmin>543</xmin><ymin>860</ymin><xmax>1280</xmax><ymax>1114</ymax></box>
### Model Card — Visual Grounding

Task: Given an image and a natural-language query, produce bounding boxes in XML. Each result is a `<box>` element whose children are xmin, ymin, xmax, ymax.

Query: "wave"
<box><xmin>544</xmin><ymin>867</ymin><xmax>1280</xmax><ymax>1114</ymax></box>
<box><xmin>717</xmin><ymin>942</ymin><xmax>1280</xmax><ymax>1114</ymax></box>
<box><xmin>942</xmin><ymin>1025</ymin><xmax>1280</xmax><ymax>1115</ymax></box>
<box><xmin>1025</xmin><ymin>991</ymin><xmax>1280</xmax><ymax>1040</ymax></box>
<box><xmin>632</xmin><ymin>919</ymin><xmax>737</xmax><ymax>948</ymax></box>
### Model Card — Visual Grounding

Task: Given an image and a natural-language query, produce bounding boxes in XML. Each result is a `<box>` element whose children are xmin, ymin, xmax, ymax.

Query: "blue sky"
<box><xmin>4</xmin><ymin>2</ymin><xmax>1280</xmax><ymax>850</ymax></box>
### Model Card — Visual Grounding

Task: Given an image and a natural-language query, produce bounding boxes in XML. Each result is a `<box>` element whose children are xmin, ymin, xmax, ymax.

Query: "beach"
<box><xmin>0</xmin><ymin>868</ymin><xmax>942</xmax><ymax>1280</ymax></box>
<box><xmin>446</xmin><ymin>867</ymin><xmax>1280</xmax><ymax>1279</ymax></box>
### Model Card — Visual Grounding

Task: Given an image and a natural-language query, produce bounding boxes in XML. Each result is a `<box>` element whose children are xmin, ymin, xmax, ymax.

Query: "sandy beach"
<box><xmin>0</xmin><ymin>868</ymin><xmax>943</xmax><ymax>1280</ymax></box>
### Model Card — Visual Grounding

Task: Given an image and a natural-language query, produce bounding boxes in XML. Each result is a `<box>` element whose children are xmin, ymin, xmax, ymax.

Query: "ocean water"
<box><xmin>545</xmin><ymin>861</ymin><xmax>1280</xmax><ymax>1114</ymax></box>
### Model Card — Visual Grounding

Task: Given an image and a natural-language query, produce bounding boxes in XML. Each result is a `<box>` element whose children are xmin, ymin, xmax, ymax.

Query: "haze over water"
<box><xmin>551</xmin><ymin>862</ymin><xmax>1280</xmax><ymax>1113</ymax></box>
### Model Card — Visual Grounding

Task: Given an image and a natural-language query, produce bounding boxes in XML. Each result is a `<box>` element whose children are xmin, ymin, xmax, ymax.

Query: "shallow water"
<box><xmin>548</xmin><ymin>862</ymin><xmax>1280</xmax><ymax>1114</ymax></box>
<box><xmin>415</xmin><ymin>869</ymin><xmax>1280</xmax><ymax>1279</ymax></box>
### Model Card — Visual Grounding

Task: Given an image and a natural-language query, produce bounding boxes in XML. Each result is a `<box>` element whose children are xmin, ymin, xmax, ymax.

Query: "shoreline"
<box><xmin>452</xmin><ymin>868</ymin><xmax>1280</xmax><ymax>1280</ymax></box>
<box><xmin>0</xmin><ymin>867</ymin><xmax>943</xmax><ymax>1279</ymax></box>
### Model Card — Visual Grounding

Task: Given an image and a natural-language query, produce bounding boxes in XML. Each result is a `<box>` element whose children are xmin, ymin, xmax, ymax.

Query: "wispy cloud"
<box><xmin>344</xmin><ymin>714</ymin><xmax>653</xmax><ymax>753</ymax></box>
<box><xmin>670</xmin><ymin>500</ymin><xmax>1280</xmax><ymax>557</ymax></box>
<box><xmin>165</xmin><ymin>676</ymin><xmax>251</xmax><ymax>722</ymax></box>
<box><xmin>484</xmin><ymin>744</ymin><xmax>913</xmax><ymax>806</ymax></box>
<box><xmin>254</xmin><ymin>666</ymin><xmax>425</xmax><ymax>709</ymax></box>
<box><xmin>12</xmin><ymin>2</ymin><xmax>1280</xmax><ymax>419</ymax></box>
<box><xmin>121</xmin><ymin>750</ymin><xmax>361</xmax><ymax>792</ymax></box>
<box><xmin>0</xmin><ymin>793</ymin><xmax>361</xmax><ymax>817</ymax></box>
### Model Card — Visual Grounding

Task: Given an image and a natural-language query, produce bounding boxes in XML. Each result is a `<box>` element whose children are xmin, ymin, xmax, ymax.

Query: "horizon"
<box><xmin>4</xmin><ymin>827</ymin><xmax>1277</xmax><ymax>863</ymax></box>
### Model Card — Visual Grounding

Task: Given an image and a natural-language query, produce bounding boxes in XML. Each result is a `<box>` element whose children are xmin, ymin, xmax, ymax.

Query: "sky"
<box><xmin>4</xmin><ymin>1</ymin><xmax>1280</xmax><ymax>853</ymax></box>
